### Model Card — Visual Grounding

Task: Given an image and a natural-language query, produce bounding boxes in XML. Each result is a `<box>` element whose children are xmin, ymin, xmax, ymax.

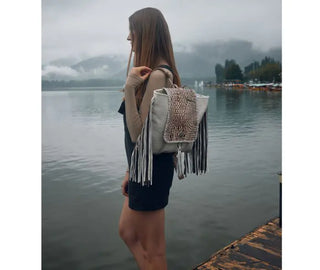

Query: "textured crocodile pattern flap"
<box><xmin>163</xmin><ymin>88</ymin><xmax>198</xmax><ymax>143</ymax></box>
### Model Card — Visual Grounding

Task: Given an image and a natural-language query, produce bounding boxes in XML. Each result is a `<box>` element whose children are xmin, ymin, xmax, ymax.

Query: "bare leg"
<box><xmin>119</xmin><ymin>197</ymin><xmax>146</xmax><ymax>269</ymax></box>
<box><xmin>137</xmin><ymin>208</ymin><xmax>167</xmax><ymax>270</ymax></box>
<box><xmin>119</xmin><ymin>197</ymin><xmax>167</xmax><ymax>270</ymax></box>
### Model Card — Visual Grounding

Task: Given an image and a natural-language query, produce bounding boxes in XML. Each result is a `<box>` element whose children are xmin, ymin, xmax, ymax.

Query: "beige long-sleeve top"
<box><xmin>124</xmin><ymin>68</ymin><xmax>173</xmax><ymax>143</ymax></box>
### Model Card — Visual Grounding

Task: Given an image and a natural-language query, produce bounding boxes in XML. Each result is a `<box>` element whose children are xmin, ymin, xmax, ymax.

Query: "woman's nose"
<box><xmin>127</xmin><ymin>34</ymin><xmax>131</xmax><ymax>41</ymax></box>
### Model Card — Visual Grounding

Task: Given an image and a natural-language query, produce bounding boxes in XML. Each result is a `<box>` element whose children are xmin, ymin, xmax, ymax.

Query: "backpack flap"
<box><xmin>163</xmin><ymin>88</ymin><xmax>198</xmax><ymax>143</ymax></box>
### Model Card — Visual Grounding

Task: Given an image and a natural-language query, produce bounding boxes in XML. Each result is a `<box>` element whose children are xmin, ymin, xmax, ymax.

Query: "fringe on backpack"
<box><xmin>175</xmin><ymin>111</ymin><xmax>208</xmax><ymax>179</ymax></box>
<box><xmin>129</xmin><ymin>106</ymin><xmax>153</xmax><ymax>187</ymax></box>
<box><xmin>129</xmin><ymin>108</ymin><xmax>208</xmax><ymax>187</ymax></box>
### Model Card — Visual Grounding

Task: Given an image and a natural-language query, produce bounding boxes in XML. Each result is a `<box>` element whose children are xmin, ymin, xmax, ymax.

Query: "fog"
<box><xmin>42</xmin><ymin>0</ymin><xmax>281</xmax><ymax>65</ymax></box>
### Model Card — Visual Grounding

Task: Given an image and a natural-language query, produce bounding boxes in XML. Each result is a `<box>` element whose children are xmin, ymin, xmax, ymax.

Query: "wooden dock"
<box><xmin>192</xmin><ymin>218</ymin><xmax>281</xmax><ymax>270</ymax></box>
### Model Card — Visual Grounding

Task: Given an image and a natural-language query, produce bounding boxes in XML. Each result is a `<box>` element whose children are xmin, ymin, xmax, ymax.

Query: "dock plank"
<box><xmin>193</xmin><ymin>218</ymin><xmax>281</xmax><ymax>270</ymax></box>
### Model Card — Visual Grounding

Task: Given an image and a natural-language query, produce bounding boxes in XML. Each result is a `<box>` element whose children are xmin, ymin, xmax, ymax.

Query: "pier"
<box><xmin>192</xmin><ymin>217</ymin><xmax>281</xmax><ymax>270</ymax></box>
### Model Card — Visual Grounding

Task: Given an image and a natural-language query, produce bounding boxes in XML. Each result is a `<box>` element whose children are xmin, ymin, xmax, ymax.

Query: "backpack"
<box><xmin>129</xmin><ymin>66</ymin><xmax>209</xmax><ymax>186</ymax></box>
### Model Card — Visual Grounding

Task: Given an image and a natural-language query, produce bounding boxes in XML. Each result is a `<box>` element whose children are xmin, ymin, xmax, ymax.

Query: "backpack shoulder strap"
<box><xmin>153</xmin><ymin>65</ymin><xmax>175</xmax><ymax>88</ymax></box>
<box><xmin>156</xmin><ymin>64</ymin><xmax>174</xmax><ymax>74</ymax></box>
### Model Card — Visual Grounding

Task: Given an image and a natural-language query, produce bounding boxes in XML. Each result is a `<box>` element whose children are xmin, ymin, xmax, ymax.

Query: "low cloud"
<box><xmin>42</xmin><ymin>0</ymin><xmax>281</xmax><ymax>64</ymax></box>
<box><xmin>42</xmin><ymin>65</ymin><xmax>79</xmax><ymax>80</ymax></box>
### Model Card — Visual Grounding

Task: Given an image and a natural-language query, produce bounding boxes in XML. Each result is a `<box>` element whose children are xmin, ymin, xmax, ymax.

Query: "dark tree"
<box><xmin>224</xmin><ymin>61</ymin><xmax>243</xmax><ymax>82</ymax></box>
<box><xmin>261</xmin><ymin>56</ymin><xmax>275</xmax><ymax>66</ymax></box>
<box><xmin>244</xmin><ymin>56</ymin><xmax>282</xmax><ymax>82</ymax></box>
<box><xmin>224</xmin><ymin>59</ymin><xmax>236</xmax><ymax>70</ymax></box>
<box><xmin>244</xmin><ymin>61</ymin><xmax>260</xmax><ymax>76</ymax></box>
<box><xmin>259</xmin><ymin>63</ymin><xmax>282</xmax><ymax>82</ymax></box>
<box><xmin>215</xmin><ymin>64</ymin><xmax>225</xmax><ymax>83</ymax></box>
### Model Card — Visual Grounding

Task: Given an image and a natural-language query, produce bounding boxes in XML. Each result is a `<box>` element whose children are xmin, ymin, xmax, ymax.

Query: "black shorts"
<box><xmin>128</xmin><ymin>153</ymin><xmax>174</xmax><ymax>211</ymax></box>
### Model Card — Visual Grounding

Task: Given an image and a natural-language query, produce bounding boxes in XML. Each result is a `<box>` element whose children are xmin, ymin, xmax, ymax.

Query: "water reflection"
<box><xmin>42</xmin><ymin>87</ymin><xmax>281</xmax><ymax>270</ymax></box>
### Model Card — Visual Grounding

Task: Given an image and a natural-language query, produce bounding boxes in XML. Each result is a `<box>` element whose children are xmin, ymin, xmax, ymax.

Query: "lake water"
<box><xmin>42</xmin><ymin>86</ymin><xmax>281</xmax><ymax>270</ymax></box>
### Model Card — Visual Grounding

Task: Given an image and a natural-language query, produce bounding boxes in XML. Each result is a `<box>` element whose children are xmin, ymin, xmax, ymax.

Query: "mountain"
<box><xmin>48</xmin><ymin>57</ymin><xmax>81</xmax><ymax>67</ymax></box>
<box><xmin>42</xmin><ymin>40</ymin><xmax>281</xmax><ymax>84</ymax></box>
<box><xmin>71</xmin><ymin>55</ymin><xmax>127</xmax><ymax>77</ymax></box>
<box><xmin>42</xmin><ymin>54</ymin><xmax>128</xmax><ymax>81</ymax></box>
<box><xmin>175</xmin><ymin>40</ymin><xmax>281</xmax><ymax>79</ymax></box>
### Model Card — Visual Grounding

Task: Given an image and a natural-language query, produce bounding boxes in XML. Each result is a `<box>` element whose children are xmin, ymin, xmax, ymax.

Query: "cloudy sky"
<box><xmin>42</xmin><ymin>0</ymin><xmax>281</xmax><ymax>64</ymax></box>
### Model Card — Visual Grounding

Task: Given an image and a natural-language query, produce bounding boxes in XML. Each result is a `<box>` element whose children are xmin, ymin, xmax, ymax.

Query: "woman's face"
<box><xmin>127</xmin><ymin>31</ymin><xmax>136</xmax><ymax>52</ymax></box>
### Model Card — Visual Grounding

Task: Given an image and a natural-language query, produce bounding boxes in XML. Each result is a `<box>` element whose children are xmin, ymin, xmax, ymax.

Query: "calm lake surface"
<box><xmin>42</xmin><ymin>86</ymin><xmax>281</xmax><ymax>270</ymax></box>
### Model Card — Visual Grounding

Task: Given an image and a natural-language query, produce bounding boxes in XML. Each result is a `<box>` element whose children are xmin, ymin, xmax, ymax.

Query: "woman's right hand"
<box><xmin>125</xmin><ymin>66</ymin><xmax>152</xmax><ymax>89</ymax></box>
<box><xmin>121</xmin><ymin>171</ymin><xmax>129</xmax><ymax>197</ymax></box>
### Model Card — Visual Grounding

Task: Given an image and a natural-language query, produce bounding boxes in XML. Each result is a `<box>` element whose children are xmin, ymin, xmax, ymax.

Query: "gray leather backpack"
<box><xmin>130</xmin><ymin>67</ymin><xmax>209</xmax><ymax>186</ymax></box>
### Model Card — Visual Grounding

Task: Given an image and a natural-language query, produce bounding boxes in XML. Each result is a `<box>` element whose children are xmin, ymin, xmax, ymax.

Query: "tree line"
<box><xmin>215</xmin><ymin>56</ymin><xmax>281</xmax><ymax>83</ymax></box>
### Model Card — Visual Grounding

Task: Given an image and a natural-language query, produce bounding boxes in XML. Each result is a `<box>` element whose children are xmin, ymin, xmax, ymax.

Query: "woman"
<box><xmin>118</xmin><ymin>7</ymin><xmax>181</xmax><ymax>270</ymax></box>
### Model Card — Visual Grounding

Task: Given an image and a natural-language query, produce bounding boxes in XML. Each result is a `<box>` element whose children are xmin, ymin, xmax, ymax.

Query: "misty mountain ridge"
<box><xmin>42</xmin><ymin>40</ymin><xmax>281</xmax><ymax>82</ymax></box>
<box><xmin>48</xmin><ymin>57</ymin><xmax>82</xmax><ymax>67</ymax></box>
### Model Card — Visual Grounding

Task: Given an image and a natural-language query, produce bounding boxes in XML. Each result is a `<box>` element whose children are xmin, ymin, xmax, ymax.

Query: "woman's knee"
<box><xmin>140</xmin><ymin>232</ymin><xmax>166</xmax><ymax>259</ymax></box>
<box><xmin>118</xmin><ymin>222</ymin><xmax>138</xmax><ymax>245</ymax></box>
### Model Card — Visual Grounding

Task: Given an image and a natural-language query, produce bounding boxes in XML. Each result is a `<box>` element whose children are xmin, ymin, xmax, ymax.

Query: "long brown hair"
<box><xmin>127</xmin><ymin>7</ymin><xmax>181</xmax><ymax>107</ymax></box>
